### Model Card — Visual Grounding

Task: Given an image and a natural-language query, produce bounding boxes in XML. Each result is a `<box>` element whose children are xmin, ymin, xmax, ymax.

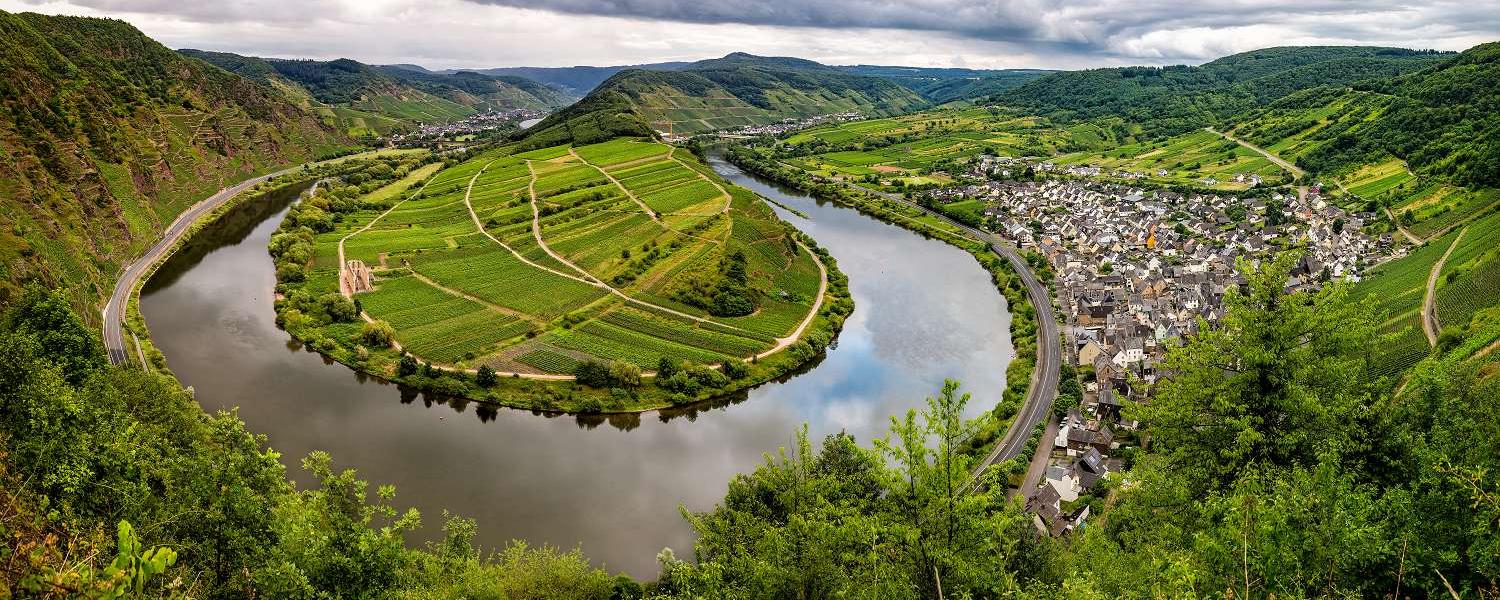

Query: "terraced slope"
<box><xmin>0</xmin><ymin>10</ymin><xmax>350</xmax><ymax>314</ymax></box>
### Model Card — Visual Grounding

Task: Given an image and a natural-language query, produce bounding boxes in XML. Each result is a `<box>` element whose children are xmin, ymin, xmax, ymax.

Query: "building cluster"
<box><xmin>390</xmin><ymin>108</ymin><xmax>547</xmax><ymax>144</ymax></box>
<box><xmin>924</xmin><ymin>174</ymin><xmax>1391</xmax><ymax>536</ymax></box>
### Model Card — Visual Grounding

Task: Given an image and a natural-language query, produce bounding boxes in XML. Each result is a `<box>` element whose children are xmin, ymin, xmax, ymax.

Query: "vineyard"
<box><xmin>1351</xmin><ymin>228</ymin><xmax>1462</xmax><ymax>375</ymax></box>
<box><xmin>1434</xmin><ymin>211</ymin><xmax>1500</xmax><ymax>332</ymax></box>
<box><xmin>285</xmin><ymin>139</ymin><xmax>826</xmax><ymax>379</ymax></box>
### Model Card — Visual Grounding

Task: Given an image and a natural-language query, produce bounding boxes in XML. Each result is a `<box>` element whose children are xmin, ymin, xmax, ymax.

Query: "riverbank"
<box><xmin>722</xmin><ymin>144</ymin><xmax>1048</xmax><ymax>462</ymax></box>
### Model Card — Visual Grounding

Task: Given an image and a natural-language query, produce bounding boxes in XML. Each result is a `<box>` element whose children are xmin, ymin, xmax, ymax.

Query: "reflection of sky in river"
<box><xmin>141</xmin><ymin>156</ymin><xmax>1011</xmax><ymax>578</ymax></box>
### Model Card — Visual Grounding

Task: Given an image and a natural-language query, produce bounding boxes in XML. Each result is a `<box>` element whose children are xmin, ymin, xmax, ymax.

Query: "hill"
<box><xmin>180</xmin><ymin>50</ymin><xmax>573</xmax><ymax>136</ymax></box>
<box><xmin>0</xmin><ymin>11</ymin><xmax>350</xmax><ymax>313</ymax></box>
<box><xmin>1001</xmin><ymin>46</ymin><xmax>1451</xmax><ymax>137</ymax></box>
<box><xmin>838</xmin><ymin>65</ymin><xmax>1054</xmax><ymax>103</ymax></box>
<box><xmin>520</xmin><ymin>53</ymin><xmax>929</xmax><ymax>147</ymax></box>
<box><xmin>475</xmin><ymin>61</ymin><xmax>693</xmax><ymax>95</ymax></box>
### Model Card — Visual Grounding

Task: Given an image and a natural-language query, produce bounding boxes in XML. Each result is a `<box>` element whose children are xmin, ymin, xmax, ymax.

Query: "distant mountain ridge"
<box><xmin>180</xmin><ymin>50</ymin><xmax>573</xmax><ymax>137</ymax></box>
<box><xmin>518</xmin><ymin>53</ymin><xmax>928</xmax><ymax>148</ymax></box>
<box><xmin>0</xmin><ymin>11</ymin><xmax>350</xmax><ymax>311</ymax></box>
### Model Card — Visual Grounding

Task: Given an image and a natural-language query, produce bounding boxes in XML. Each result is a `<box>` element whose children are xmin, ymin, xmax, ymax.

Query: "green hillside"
<box><xmin>1002</xmin><ymin>46</ymin><xmax>1451</xmax><ymax>137</ymax></box>
<box><xmin>0</xmin><ymin>11</ymin><xmax>351</xmax><ymax>313</ymax></box>
<box><xmin>837</xmin><ymin>65</ymin><xmax>1054</xmax><ymax>103</ymax></box>
<box><xmin>520</xmin><ymin>53</ymin><xmax>929</xmax><ymax>146</ymax></box>
<box><xmin>180</xmin><ymin>50</ymin><xmax>573</xmax><ymax>136</ymax></box>
<box><xmin>1226</xmin><ymin>43</ymin><xmax>1500</xmax><ymax>237</ymax></box>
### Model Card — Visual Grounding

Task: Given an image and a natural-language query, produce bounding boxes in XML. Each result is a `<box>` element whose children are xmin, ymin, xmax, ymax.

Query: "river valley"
<box><xmin>139</xmin><ymin>154</ymin><xmax>1013</xmax><ymax>578</ymax></box>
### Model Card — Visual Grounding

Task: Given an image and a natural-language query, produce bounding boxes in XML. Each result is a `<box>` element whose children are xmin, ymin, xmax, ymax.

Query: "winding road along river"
<box><xmin>139</xmin><ymin>154</ymin><xmax>1013</xmax><ymax>578</ymax></box>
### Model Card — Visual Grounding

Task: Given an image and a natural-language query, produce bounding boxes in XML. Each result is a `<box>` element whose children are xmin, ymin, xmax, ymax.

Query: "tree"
<box><xmin>475</xmin><ymin>365</ymin><xmax>497</xmax><ymax>388</ymax></box>
<box><xmin>5</xmin><ymin>285</ymin><xmax>104</xmax><ymax>384</ymax></box>
<box><xmin>608</xmin><ymin>360</ymin><xmax>641</xmax><ymax>388</ymax></box>
<box><xmin>1132</xmin><ymin>253</ymin><xmax>1381</xmax><ymax>490</ymax></box>
<box><xmin>574</xmin><ymin>361</ymin><xmax>612</xmax><ymax>388</ymax></box>
<box><xmin>656</xmin><ymin>356</ymin><xmax>679</xmax><ymax>379</ymax></box>
<box><xmin>398</xmin><ymin>354</ymin><xmax>419</xmax><ymax>377</ymax></box>
<box><xmin>361</xmin><ymin>320</ymin><xmax>396</xmax><ymax>348</ymax></box>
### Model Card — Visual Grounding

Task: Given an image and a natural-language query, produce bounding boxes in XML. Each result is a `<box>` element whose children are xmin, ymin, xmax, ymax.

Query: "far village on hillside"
<box><xmin>920</xmin><ymin>152</ymin><xmax>1397</xmax><ymax>536</ymax></box>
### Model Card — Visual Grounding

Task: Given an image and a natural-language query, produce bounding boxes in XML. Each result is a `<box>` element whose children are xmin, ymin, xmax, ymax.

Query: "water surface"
<box><xmin>140</xmin><ymin>155</ymin><xmax>1012</xmax><ymax>577</ymax></box>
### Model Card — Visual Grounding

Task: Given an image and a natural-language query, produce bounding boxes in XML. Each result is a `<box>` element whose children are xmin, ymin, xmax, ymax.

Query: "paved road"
<box><xmin>816</xmin><ymin>174</ymin><xmax>1062</xmax><ymax>483</ymax></box>
<box><xmin>102</xmin><ymin>164</ymin><xmax>313</xmax><ymax>366</ymax></box>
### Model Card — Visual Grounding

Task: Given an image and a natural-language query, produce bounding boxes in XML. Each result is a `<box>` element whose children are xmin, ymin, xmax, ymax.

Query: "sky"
<box><xmin>4</xmin><ymin>0</ymin><xmax>1497</xmax><ymax>70</ymax></box>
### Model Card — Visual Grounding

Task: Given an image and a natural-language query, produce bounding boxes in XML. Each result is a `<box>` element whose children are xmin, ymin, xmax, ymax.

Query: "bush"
<box><xmin>398</xmin><ymin>354</ymin><xmax>419</xmax><ymax>377</ymax></box>
<box><xmin>608</xmin><ymin>360</ymin><xmax>642</xmax><ymax>388</ymax></box>
<box><xmin>574</xmin><ymin>360</ymin><xmax>613</xmax><ymax>388</ymax></box>
<box><xmin>361</xmin><ymin>320</ymin><xmax>396</xmax><ymax>348</ymax></box>
<box><xmin>476</xmin><ymin>365</ymin><xmax>498</xmax><ymax>388</ymax></box>
<box><xmin>721</xmin><ymin>359</ymin><xmax>750</xmax><ymax>380</ymax></box>
<box><xmin>321</xmin><ymin>294</ymin><xmax>358</xmax><ymax>323</ymax></box>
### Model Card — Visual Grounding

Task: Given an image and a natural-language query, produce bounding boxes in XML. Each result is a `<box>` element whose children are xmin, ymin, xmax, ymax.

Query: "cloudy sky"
<box><xmin>5</xmin><ymin>0</ymin><xmax>1497</xmax><ymax>70</ymax></box>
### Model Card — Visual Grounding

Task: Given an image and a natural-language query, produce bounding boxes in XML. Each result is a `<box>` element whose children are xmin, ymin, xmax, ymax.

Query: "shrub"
<box><xmin>360</xmin><ymin>320</ymin><xmax>396</xmax><ymax>348</ymax></box>
<box><xmin>476</xmin><ymin>365</ymin><xmax>498</xmax><ymax>388</ymax></box>
<box><xmin>574</xmin><ymin>360</ymin><xmax>613</xmax><ymax>388</ymax></box>
<box><xmin>721</xmin><ymin>359</ymin><xmax>749</xmax><ymax>380</ymax></box>
<box><xmin>398</xmin><ymin>354</ymin><xmax>419</xmax><ymax>377</ymax></box>
<box><xmin>608</xmin><ymin>360</ymin><xmax>641</xmax><ymax>388</ymax></box>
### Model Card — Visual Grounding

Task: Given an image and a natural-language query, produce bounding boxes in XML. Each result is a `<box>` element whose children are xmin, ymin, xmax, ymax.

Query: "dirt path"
<box><xmin>339</xmin><ymin>174</ymin><xmax>441</xmax><ymax>298</ymax></box>
<box><xmin>569</xmin><ymin>148</ymin><xmax>661</xmax><ymax>221</ymax></box>
<box><xmin>755</xmin><ymin>241</ymin><xmax>828</xmax><ymax>359</ymax></box>
<box><xmin>1423</xmin><ymin>227</ymin><xmax>1467</xmax><ymax>345</ymax></box>
<box><xmin>1206</xmin><ymin>127</ymin><xmax>1306</xmax><ymax>179</ymax></box>
<box><xmin>409</xmin><ymin>271</ymin><xmax>544</xmax><ymax>326</ymax></box>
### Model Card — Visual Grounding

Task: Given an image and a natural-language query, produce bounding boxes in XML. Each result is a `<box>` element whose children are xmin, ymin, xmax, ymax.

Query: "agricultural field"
<box><xmin>1351</xmin><ymin>228</ymin><xmax>1463</xmax><ymax>376</ymax></box>
<box><xmin>1433</xmin><ymin>211</ymin><xmax>1500</xmax><ymax>334</ymax></box>
<box><xmin>1053</xmin><ymin>129</ymin><xmax>1291</xmax><ymax>190</ymax></box>
<box><xmin>778</xmin><ymin>107</ymin><xmax>1085</xmax><ymax>187</ymax></box>
<box><xmin>288</xmin><ymin>138</ymin><xmax>825</xmax><ymax>378</ymax></box>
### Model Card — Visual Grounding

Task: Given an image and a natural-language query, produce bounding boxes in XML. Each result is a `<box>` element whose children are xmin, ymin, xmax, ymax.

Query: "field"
<box><xmin>1351</xmin><ymin>229</ymin><xmax>1463</xmax><ymax>376</ymax></box>
<box><xmin>1433</xmin><ymin>211</ymin><xmax>1500</xmax><ymax>333</ymax></box>
<box><xmin>781</xmin><ymin>108</ymin><xmax>1080</xmax><ymax>186</ymax></box>
<box><xmin>302</xmin><ymin>139</ymin><xmax>823</xmax><ymax>376</ymax></box>
<box><xmin>1054</xmin><ymin>129</ymin><xmax>1290</xmax><ymax>190</ymax></box>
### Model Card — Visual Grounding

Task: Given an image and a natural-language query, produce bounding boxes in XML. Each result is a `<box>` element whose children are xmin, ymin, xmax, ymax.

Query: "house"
<box><xmin>1077</xmin><ymin>339</ymin><xmax>1107</xmax><ymax>366</ymax></box>
<box><xmin>1067</xmin><ymin>424</ymin><xmax>1115</xmax><ymax>455</ymax></box>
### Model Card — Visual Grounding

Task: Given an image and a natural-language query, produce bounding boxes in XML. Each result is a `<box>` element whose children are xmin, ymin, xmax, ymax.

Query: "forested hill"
<box><xmin>1266</xmin><ymin>42</ymin><xmax>1500</xmax><ymax>188</ymax></box>
<box><xmin>180</xmin><ymin>50</ymin><xmax>573</xmax><ymax>136</ymax></box>
<box><xmin>1001</xmin><ymin>46</ymin><xmax>1451</xmax><ymax>137</ymax></box>
<box><xmin>837</xmin><ymin>65</ymin><xmax>1054</xmax><ymax>103</ymax></box>
<box><xmin>519</xmin><ymin>52</ymin><xmax>928</xmax><ymax>148</ymax></box>
<box><xmin>0</xmin><ymin>11</ymin><xmax>350</xmax><ymax>313</ymax></box>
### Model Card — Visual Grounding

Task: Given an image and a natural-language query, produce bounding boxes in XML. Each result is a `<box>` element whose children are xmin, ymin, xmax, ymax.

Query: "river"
<box><xmin>139</xmin><ymin>153</ymin><xmax>1012</xmax><ymax>578</ymax></box>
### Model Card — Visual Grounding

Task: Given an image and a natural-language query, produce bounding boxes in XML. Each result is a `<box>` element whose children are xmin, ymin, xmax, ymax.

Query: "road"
<box><xmin>1423</xmin><ymin>226</ymin><xmax>1467</xmax><ymax>345</ymax></box>
<box><xmin>1206</xmin><ymin>127</ymin><xmax>1306</xmax><ymax>179</ymax></box>
<box><xmin>102</xmin><ymin>164</ymin><xmax>320</xmax><ymax>365</ymax></box>
<box><xmin>815</xmin><ymin>173</ymin><xmax>1062</xmax><ymax>484</ymax></box>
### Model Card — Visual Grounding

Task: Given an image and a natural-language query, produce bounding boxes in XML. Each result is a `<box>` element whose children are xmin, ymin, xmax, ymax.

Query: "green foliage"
<box><xmin>1002</xmin><ymin>46</ymin><xmax>1449</xmax><ymax>138</ymax></box>
<box><xmin>0</xmin><ymin>11</ymin><xmax>349</xmax><ymax>314</ymax></box>
<box><xmin>475</xmin><ymin>364</ymin><xmax>498</xmax><ymax>388</ymax></box>
<box><xmin>360</xmin><ymin>319</ymin><xmax>396</xmax><ymax>348</ymax></box>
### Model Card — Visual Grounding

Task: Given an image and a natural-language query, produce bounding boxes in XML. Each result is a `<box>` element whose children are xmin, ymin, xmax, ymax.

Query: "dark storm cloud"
<box><xmin>463</xmin><ymin>0</ymin><xmax>1499</xmax><ymax>59</ymax></box>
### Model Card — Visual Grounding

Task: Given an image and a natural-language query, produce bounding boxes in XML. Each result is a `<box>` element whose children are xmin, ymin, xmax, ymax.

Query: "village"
<box><xmin>926</xmin><ymin>156</ymin><xmax>1395</xmax><ymax>536</ymax></box>
<box><xmin>389</xmin><ymin>107</ymin><xmax>549</xmax><ymax>144</ymax></box>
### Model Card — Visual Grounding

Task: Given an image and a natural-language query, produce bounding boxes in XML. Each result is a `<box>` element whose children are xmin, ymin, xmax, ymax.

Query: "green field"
<box><xmin>286</xmin><ymin>139</ymin><xmax>823</xmax><ymax>377</ymax></box>
<box><xmin>1054</xmin><ymin>129</ymin><xmax>1290</xmax><ymax>190</ymax></box>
